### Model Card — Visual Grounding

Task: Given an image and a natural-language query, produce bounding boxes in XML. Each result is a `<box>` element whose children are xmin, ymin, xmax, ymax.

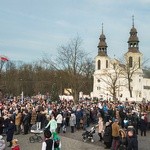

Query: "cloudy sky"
<box><xmin>0</xmin><ymin>0</ymin><xmax>150</xmax><ymax>65</ymax></box>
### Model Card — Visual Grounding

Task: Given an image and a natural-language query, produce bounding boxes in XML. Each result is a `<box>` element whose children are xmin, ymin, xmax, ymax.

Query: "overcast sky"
<box><xmin>0</xmin><ymin>0</ymin><xmax>150</xmax><ymax>66</ymax></box>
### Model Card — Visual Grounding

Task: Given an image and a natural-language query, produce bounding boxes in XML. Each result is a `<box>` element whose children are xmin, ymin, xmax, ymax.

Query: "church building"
<box><xmin>92</xmin><ymin>18</ymin><xmax>150</xmax><ymax>102</ymax></box>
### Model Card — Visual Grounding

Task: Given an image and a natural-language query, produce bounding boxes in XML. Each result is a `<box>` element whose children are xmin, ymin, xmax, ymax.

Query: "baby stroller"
<box><xmin>29</xmin><ymin>124</ymin><xmax>43</xmax><ymax>143</ymax></box>
<box><xmin>82</xmin><ymin>126</ymin><xmax>96</xmax><ymax>142</ymax></box>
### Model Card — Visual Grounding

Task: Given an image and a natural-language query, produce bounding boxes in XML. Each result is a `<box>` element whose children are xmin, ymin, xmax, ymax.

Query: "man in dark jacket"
<box><xmin>6</xmin><ymin>118</ymin><xmax>15</xmax><ymax>147</ymax></box>
<box><xmin>22</xmin><ymin>110</ymin><xmax>30</xmax><ymax>134</ymax></box>
<box><xmin>139</xmin><ymin>116</ymin><xmax>147</xmax><ymax>136</ymax></box>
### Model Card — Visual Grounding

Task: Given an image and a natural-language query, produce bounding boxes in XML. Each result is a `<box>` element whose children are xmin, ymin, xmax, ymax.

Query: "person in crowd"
<box><xmin>130</xmin><ymin>111</ymin><xmax>139</xmax><ymax>134</ymax></box>
<box><xmin>11</xmin><ymin>139</ymin><xmax>20</xmax><ymax>150</ymax></box>
<box><xmin>6</xmin><ymin>118</ymin><xmax>15</xmax><ymax>147</ymax></box>
<box><xmin>42</xmin><ymin>130</ymin><xmax>54</xmax><ymax>150</ymax></box>
<box><xmin>69</xmin><ymin>113</ymin><xmax>76</xmax><ymax>133</ymax></box>
<box><xmin>56</xmin><ymin>112</ymin><xmax>63</xmax><ymax>133</ymax></box>
<box><xmin>97</xmin><ymin>115</ymin><xmax>104</xmax><ymax>142</ymax></box>
<box><xmin>139</xmin><ymin>115</ymin><xmax>147</xmax><ymax>136</ymax></box>
<box><xmin>75</xmin><ymin>107</ymin><xmax>83</xmax><ymax>130</ymax></box>
<box><xmin>0</xmin><ymin>117</ymin><xmax>4</xmax><ymax>135</ymax></box>
<box><xmin>36</xmin><ymin>110</ymin><xmax>43</xmax><ymax>130</ymax></box>
<box><xmin>30</xmin><ymin>108</ymin><xmax>37</xmax><ymax>127</ymax></box>
<box><xmin>0</xmin><ymin>135</ymin><xmax>5</xmax><ymax>150</ymax></box>
<box><xmin>103</xmin><ymin>122</ymin><xmax>112</xmax><ymax>149</ymax></box>
<box><xmin>117</xmin><ymin>129</ymin><xmax>127</xmax><ymax>150</ymax></box>
<box><xmin>53</xmin><ymin>132</ymin><xmax>61</xmax><ymax>150</ymax></box>
<box><xmin>126</xmin><ymin>128</ymin><xmax>138</xmax><ymax>150</ymax></box>
<box><xmin>22</xmin><ymin>109</ymin><xmax>30</xmax><ymax>134</ymax></box>
<box><xmin>119</xmin><ymin>108</ymin><xmax>126</xmax><ymax>128</ymax></box>
<box><xmin>65</xmin><ymin>110</ymin><xmax>70</xmax><ymax>127</ymax></box>
<box><xmin>15</xmin><ymin>109</ymin><xmax>22</xmax><ymax>135</ymax></box>
<box><xmin>45</xmin><ymin>114</ymin><xmax>57</xmax><ymax>133</ymax></box>
<box><xmin>82</xmin><ymin>110</ymin><xmax>87</xmax><ymax>130</ymax></box>
<box><xmin>111</xmin><ymin>119</ymin><xmax>120</xmax><ymax>150</ymax></box>
<box><xmin>3</xmin><ymin>111</ymin><xmax>10</xmax><ymax>135</ymax></box>
<box><xmin>62</xmin><ymin>117</ymin><xmax>67</xmax><ymax>133</ymax></box>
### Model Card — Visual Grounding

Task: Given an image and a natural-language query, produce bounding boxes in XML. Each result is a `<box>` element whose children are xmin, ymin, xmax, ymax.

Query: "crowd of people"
<box><xmin>0</xmin><ymin>96</ymin><xmax>150</xmax><ymax>150</ymax></box>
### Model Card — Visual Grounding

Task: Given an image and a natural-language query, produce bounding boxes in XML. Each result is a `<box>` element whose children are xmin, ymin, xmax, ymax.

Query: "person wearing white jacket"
<box><xmin>0</xmin><ymin>135</ymin><xmax>5</xmax><ymax>150</ymax></box>
<box><xmin>56</xmin><ymin>113</ymin><xmax>63</xmax><ymax>133</ymax></box>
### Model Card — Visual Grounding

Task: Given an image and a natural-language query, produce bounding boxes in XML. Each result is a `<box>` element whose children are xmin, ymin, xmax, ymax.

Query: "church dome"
<box><xmin>130</xmin><ymin>27</ymin><xmax>137</xmax><ymax>33</ymax></box>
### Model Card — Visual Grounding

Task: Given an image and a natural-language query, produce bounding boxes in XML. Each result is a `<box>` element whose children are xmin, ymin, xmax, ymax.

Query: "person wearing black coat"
<box><xmin>126</xmin><ymin>129</ymin><xmax>138</xmax><ymax>150</ymax></box>
<box><xmin>6</xmin><ymin>118</ymin><xmax>15</xmax><ymax>147</ymax></box>
<box><xmin>103</xmin><ymin>122</ymin><xmax>112</xmax><ymax>149</ymax></box>
<box><xmin>139</xmin><ymin>116</ymin><xmax>147</xmax><ymax>136</ymax></box>
<box><xmin>22</xmin><ymin>110</ymin><xmax>30</xmax><ymax>134</ymax></box>
<box><xmin>0</xmin><ymin>117</ymin><xmax>4</xmax><ymax>135</ymax></box>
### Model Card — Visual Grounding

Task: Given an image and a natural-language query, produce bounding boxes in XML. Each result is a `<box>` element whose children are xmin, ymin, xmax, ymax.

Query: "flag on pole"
<box><xmin>0</xmin><ymin>55</ymin><xmax>9</xmax><ymax>61</ymax></box>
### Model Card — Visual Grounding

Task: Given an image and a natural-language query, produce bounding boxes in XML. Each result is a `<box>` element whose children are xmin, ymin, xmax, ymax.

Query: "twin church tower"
<box><xmin>92</xmin><ymin>17</ymin><xmax>149</xmax><ymax>101</ymax></box>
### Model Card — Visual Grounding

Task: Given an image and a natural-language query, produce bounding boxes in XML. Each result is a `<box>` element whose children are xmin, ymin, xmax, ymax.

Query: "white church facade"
<box><xmin>92</xmin><ymin>21</ymin><xmax>150</xmax><ymax>102</ymax></box>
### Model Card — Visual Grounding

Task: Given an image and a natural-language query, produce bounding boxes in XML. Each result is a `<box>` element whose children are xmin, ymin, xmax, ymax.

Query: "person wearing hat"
<box><xmin>111</xmin><ymin>119</ymin><xmax>120</xmax><ymax>150</ymax></box>
<box><xmin>103</xmin><ymin>122</ymin><xmax>112</xmax><ymax>149</ymax></box>
<box><xmin>0</xmin><ymin>135</ymin><xmax>6</xmax><ymax>150</ymax></box>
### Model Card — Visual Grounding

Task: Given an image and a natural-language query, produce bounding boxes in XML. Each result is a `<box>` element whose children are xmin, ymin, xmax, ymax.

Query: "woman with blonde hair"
<box><xmin>97</xmin><ymin>115</ymin><xmax>104</xmax><ymax>141</ymax></box>
<box><xmin>11</xmin><ymin>139</ymin><xmax>20</xmax><ymax>150</ymax></box>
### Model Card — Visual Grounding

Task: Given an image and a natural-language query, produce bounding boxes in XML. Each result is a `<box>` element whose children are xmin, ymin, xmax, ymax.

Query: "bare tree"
<box><xmin>56</xmin><ymin>36</ymin><xmax>90</xmax><ymax>103</ymax></box>
<box><xmin>98</xmin><ymin>60</ymin><xmax>124</xmax><ymax>100</ymax></box>
<box><xmin>123</xmin><ymin>61</ymin><xmax>142</xmax><ymax>98</ymax></box>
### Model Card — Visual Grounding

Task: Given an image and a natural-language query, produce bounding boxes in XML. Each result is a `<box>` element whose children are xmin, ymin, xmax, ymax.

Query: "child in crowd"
<box><xmin>42</xmin><ymin>130</ymin><xmax>54</xmax><ymax>150</ymax></box>
<box><xmin>11</xmin><ymin>139</ymin><xmax>20</xmax><ymax>150</ymax></box>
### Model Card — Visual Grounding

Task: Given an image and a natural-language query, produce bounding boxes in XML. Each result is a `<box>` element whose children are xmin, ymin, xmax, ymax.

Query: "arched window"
<box><xmin>134</xmin><ymin>43</ymin><xmax>136</xmax><ymax>47</ymax></box>
<box><xmin>98</xmin><ymin>60</ymin><xmax>101</xmax><ymax>70</ymax></box>
<box><xmin>106</xmin><ymin>60</ymin><xmax>108</xmax><ymax>68</ymax></box>
<box><xmin>139</xmin><ymin>57</ymin><xmax>141</xmax><ymax>68</ymax></box>
<box><xmin>129</xmin><ymin>56</ymin><xmax>133</xmax><ymax>67</ymax></box>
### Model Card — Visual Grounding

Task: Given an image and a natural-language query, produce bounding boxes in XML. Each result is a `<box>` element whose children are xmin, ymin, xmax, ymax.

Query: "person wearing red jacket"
<box><xmin>11</xmin><ymin>139</ymin><xmax>20</xmax><ymax>150</ymax></box>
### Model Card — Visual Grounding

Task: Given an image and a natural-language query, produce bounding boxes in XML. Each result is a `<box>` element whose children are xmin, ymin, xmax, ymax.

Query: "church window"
<box><xmin>106</xmin><ymin>60</ymin><xmax>108</xmax><ymax>68</ymax></box>
<box><xmin>139</xmin><ymin>57</ymin><xmax>141</xmax><ymax>68</ymax></box>
<box><xmin>97</xmin><ymin>87</ymin><xmax>101</xmax><ymax>90</ymax></box>
<box><xmin>134</xmin><ymin>43</ymin><xmax>136</xmax><ymax>47</ymax></box>
<box><xmin>113</xmin><ymin>63</ymin><xmax>116</xmax><ymax>69</ymax></box>
<box><xmin>97</xmin><ymin>79</ymin><xmax>100</xmax><ymax>83</ymax></box>
<box><xmin>129</xmin><ymin>57</ymin><xmax>133</xmax><ymax>67</ymax></box>
<box><xmin>98</xmin><ymin>60</ymin><xmax>101</xmax><ymax>70</ymax></box>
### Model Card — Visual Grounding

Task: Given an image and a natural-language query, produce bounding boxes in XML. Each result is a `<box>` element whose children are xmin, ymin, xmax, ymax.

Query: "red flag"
<box><xmin>0</xmin><ymin>56</ymin><xmax>8</xmax><ymax>61</ymax></box>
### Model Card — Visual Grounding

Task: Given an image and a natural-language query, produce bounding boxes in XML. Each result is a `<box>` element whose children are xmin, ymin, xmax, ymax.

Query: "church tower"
<box><xmin>125</xmin><ymin>16</ymin><xmax>143</xmax><ymax>70</ymax></box>
<box><xmin>124</xmin><ymin>16</ymin><xmax>143</xmax><ymax>100</ymax></box>
<box><xmin>92</xmin><ymin>24</ymin><xmax>110</xmax><ymax>99</ymax></box>
<box><xmin>95</xmin><ymin>23</ymin><xmax>110</xmax><ymax>72</ymax></box>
